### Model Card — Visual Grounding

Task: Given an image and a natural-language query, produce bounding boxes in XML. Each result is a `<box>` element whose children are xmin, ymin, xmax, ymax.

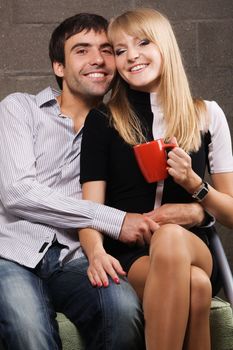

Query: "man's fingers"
<box><xmin>137</xmin><ymin>218</ymin><xmax>159</xmax><ymax>245</ymax></box>
<box><xmin>144</xmin><ymin>216</ymin><xmax>160</xmax><ymax>231</ymax></box>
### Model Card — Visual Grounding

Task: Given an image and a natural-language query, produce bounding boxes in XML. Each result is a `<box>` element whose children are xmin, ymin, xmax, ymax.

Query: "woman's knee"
<box><xmin>190</xmin><ymin>267</ymin><xmax>212</xmax><ymax>315</ymax></box>
<box><xmin>149</xmin><ymin>224</ymin><xmax>190</xmax><ymax>267</ymax></box>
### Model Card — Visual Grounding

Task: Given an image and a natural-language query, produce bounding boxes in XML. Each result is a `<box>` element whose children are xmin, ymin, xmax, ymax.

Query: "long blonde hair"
<box><xmin>107</xmin><ymin>8</ymin><xmax>208</xmax><ymax>152</ymax></box>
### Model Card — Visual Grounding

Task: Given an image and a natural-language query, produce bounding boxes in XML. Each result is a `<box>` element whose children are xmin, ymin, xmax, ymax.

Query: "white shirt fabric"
<box><xmin>150</xmin><ymin>93</ymin><xmax>233</xmax><ymax>208</ymax></box>
<box><xmin>0</xmin><ymin>87</ymin><xmax>125</xmax><ymax>268</ymax></box>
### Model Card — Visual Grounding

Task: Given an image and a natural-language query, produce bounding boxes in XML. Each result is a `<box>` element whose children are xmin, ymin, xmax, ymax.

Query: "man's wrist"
<box><xmin>92</xmin><ymin>204</ymin><xmax>126</xmax><ymax>240</ymax></box>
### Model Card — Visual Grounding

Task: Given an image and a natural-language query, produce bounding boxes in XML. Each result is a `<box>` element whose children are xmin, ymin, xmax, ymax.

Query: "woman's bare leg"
<box><xmin>128</xmin><ymin>255</ymin><xmax>150</xmax><ymax>301</ymax></box>
<box><xmin>128</xmin><ymin>224</ymin><xmax>212</xmax><ymax>350</ymax></box>
<box><xmin>184</xmin><ymin>266</ymin><xmax>212</xmax><ymax>350</ymax></box>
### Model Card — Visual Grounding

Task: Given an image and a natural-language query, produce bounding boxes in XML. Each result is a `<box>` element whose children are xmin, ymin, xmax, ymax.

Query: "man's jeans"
<box><xmin>0</xmin><ymin>242</ymin><xmax>145</xmax><ymax>350</ymax></box>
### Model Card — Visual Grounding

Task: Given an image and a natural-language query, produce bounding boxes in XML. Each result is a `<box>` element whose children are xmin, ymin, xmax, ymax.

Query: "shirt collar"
<box><xmin>35</xmin><ymin>86</ymin><xmax>60</xmax><ymax>107</ymax></box>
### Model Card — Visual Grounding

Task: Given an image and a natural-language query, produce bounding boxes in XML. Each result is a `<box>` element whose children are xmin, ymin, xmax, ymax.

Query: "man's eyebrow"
<box><xmin>100</xmin><ymin>43</ymin><xmax>113</xmax><ymax>49</ymax></box>
<box><xmin>70</xmin><ymin>42</ymin><xmax>112</xmax><ymax>51</ymax></box>
<box><xmin>70</xmin><ymin>43</ymin><xmax>91</xmax><ymax>51</ymax></box>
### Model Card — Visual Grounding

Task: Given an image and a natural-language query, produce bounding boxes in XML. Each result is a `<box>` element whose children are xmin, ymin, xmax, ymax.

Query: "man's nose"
<box><xmin>90</xmin><ymin>51</ymin><xmax>104</xmax><ymax>65</ymax></box>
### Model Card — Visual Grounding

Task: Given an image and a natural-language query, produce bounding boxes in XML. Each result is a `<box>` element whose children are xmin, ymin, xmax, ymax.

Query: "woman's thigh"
<box><xmin>149</xmin><ymin>224</ymin><xmax>213</xmax><ymax>277</ymax></box>
<box><xmin>127</xmin><ymin>224</ymin><xmax>213</xmax><ymax>300</ymax></box>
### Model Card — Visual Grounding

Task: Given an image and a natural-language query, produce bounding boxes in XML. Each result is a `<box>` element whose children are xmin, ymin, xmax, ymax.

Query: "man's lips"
<box><xmin>85</xmin><ymin>72</ymin><xmax>106</xmax><ymax>78</ymax></box>
<box><xmin>83</xmin><ymin>70</ymin><xmax>113</xmax><ymax>79</ymax></box>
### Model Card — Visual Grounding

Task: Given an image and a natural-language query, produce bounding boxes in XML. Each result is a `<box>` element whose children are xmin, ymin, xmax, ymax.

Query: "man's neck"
<box><xmin>57</xmin><ymin>92</ymin><xmax>102</xmax><ymax>132</ymax></box>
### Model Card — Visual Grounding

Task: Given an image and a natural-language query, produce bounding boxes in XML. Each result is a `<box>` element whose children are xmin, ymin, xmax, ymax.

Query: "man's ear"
<box><xmin>53</xmin><ymin>62</ymin><xmax>64</xmax><ymax>78</ymax></box>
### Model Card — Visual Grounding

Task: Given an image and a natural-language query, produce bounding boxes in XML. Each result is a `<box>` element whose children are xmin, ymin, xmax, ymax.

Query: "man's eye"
<box><xmin>139</xmin><ymin>38</ymin><xmax>150</xmax><ymax>46</ymax></box>
<box><xmin>115</xmin><ymin>49</ymin><xmax>126</xmax><ymax>56</ymax></box>
<box><xmin>76</xmin><ymin>49</ymin><xmax>87</xmax><ymax>55</ymax></box>
<box><xmin>102</xmin><ymin>49</ymin><xmax>113</xmax><ymax>55</ymax></box>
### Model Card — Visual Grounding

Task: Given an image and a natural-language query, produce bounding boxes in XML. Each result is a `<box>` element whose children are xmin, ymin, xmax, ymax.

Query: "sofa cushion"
<box><xmin>210</xmin><ymin>297</ymin><xmax>233</xmax><ymax>350</ymax></box>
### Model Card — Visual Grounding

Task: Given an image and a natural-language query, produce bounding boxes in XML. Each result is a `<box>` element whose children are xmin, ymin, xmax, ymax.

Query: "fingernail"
<box><xmin>103</xmin><ymin>281</ymin><xmax>108</xmax><ymax>287</ymax></box>
<box><xmin>114</xmin><ymin>277</ymin><xmax>120</xmax><ymax>284</ymax></box>
<box><xmin>97</xmin><ymin>282</ymin><xmax>102</xmax><ymax>287</ymax></box>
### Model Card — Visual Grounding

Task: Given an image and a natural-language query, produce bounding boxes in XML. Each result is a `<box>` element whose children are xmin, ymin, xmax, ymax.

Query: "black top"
<box><xmin>80</xmin><ymin>89</ymin><xmax>209</xmax><ymax>215</ymax></box>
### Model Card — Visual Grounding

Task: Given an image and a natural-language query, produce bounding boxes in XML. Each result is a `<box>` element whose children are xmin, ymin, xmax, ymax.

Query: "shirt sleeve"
<box><xmin>80</xmin><ymin>108</ymin><xmax>111</xmax><ymax>184</ymax></box>
<box><xmin>0</xmin><ymin>95</ymin><xmax>125</xmax><ymax>239</ymax></box>
<box><xmin>207</xmin><ymin>101</ymin><xmax>233</xmax><ymax>174</ymax></box>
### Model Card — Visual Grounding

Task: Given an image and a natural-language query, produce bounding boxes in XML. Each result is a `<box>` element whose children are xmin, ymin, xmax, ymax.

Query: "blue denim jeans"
<box><xmin>0</xmin><ymin>242</ymin><xmax>145</xmax><ymax>350</ymax></box>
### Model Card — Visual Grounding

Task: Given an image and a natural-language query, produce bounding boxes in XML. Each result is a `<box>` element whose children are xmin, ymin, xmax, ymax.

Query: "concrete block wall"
<box><xmin>0</xmin><ymin>1</ymin><xmax>233</xmax><ymax>278</ymax></box>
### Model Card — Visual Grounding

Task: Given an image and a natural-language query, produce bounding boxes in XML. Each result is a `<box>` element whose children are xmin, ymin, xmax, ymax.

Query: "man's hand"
<box><xmin>119</xmin><ymin>213</ymin><xmax>159</xmax><ymax>246</ymax></box>
<box><xmin>144</xmin><ymin>203</ymin><xmax>205</xmax><ymax>228</ymax></box>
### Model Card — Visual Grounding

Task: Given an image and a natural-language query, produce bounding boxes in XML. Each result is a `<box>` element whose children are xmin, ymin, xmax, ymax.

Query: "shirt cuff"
<box><xmin>92</xmin><ymin>204</ymin><xmax>126</xmax><ymax>240</ymax></box>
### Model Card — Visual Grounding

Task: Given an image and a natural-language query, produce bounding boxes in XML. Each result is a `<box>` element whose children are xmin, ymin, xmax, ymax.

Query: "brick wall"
<box><xmin>0</xmin><ymin>1</ymin><xmax>233</xmax><ymax>275</ymax></box>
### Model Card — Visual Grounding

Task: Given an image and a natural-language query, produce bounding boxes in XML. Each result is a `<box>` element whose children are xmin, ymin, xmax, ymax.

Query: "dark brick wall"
<box><xmin>0</xmin><ymin>1</ymin><xmax>233</xmax><ymax>279</ymax></box>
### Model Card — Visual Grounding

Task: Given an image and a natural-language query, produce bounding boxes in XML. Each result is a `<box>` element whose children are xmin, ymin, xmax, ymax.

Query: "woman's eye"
<box><xmin>115</xmin><ymin>49</ymin><xmax>126</xmax><ymax>56</ymax></box>
<box><xmin>139</xmin><ymin>39</ymin><xmax>150</xmax><ymax>46</ymax></box>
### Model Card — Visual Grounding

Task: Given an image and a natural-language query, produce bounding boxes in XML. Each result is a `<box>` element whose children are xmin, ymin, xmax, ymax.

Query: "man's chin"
<box><xmin>88</xmin><ymin>85</ymin><xmax>111</xmax><ymax>98</ymax></box>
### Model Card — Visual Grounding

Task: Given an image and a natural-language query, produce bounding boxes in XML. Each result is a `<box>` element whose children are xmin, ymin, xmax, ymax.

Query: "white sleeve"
<box><xmin>0</xmin><ymin>94</ymin><xmax>125</xmax><ymax>239</ymax></box>
<box><xmin>206</xmin><ymin>101</ymin><xmax>233</xmax><ymax>174</ymax></box>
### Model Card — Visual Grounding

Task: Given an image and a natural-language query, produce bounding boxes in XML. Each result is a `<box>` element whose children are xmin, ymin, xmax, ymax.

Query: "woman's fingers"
<box><xmin>87</xmin><ymin>254</ymin><xmax>126</xmax><ymax>287</ymax></box>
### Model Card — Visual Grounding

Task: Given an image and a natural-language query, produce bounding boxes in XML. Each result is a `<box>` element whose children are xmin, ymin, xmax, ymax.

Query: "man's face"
<box><xmin>57</xmin><ymin>29</ymin><xmax>116</xmax><ymax>99</ymax></box>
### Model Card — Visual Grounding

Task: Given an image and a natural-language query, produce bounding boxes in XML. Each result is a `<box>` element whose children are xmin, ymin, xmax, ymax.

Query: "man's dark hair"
<box><xmin>49</xmin><ymin>13</ymin><xmax>108</xmax><ymax>89</ymax></box>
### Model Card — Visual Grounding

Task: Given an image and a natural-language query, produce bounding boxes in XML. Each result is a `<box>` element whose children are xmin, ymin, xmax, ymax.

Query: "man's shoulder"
<box><xmin>1</xmin><ymin>91</ymin><xmax>33</xmax><ymax>104</ymax></box>
<box><xmin>0</xmin><ymin>87</ymin><xmax>57</xmax><ymax>108</ymax></box>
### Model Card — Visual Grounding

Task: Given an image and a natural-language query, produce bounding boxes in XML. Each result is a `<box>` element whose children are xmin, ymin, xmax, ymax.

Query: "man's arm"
<box><xmin>144</xmin><ymin>202</ymin><xmax>214</xmax><ymax>229</ymax></box>
<box><xmin>0</xmin><ymin>95</ymin><xmax>125</xmax><ymax>236</ymax></box>
<box><xmin>0</xmin><ymin>94</ymin><xmax>154</xmax><ymax>244</ymax></box>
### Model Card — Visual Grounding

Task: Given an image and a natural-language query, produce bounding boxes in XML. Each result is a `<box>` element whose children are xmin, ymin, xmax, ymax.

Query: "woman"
<box><xmin>79</xmin><ymin>8</ymin><xmax>233</xmax><ymax>350</ymax></box>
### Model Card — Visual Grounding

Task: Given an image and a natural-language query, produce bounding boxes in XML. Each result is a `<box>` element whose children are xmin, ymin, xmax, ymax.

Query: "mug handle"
<box><xmin>161</xmin><ymin>141</ymin><xmax>176</xmax><ymax>151</ymax></box>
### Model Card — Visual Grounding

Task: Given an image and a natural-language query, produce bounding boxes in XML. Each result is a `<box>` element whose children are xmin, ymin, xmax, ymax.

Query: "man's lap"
<box><xmin>0</xmin><ymin>245</ymin><xmax>145</xmax><ymax>350</ymax></box>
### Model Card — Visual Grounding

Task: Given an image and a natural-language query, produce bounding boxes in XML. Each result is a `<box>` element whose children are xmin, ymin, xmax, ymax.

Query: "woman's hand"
<box><xmin>87</xmin><ymin>246</ymin><xmax>126</xmax><ymax>287</ymax></box>
<box><xmin>167</xmin><ymin>137</ymin><xmax>202</xmax><ymax>193</ymax></box>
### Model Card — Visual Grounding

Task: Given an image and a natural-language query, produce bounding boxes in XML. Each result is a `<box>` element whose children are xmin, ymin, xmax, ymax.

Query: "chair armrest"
<box><xmin>209</xmin><ymin>228</ymin><xmax>233</xmax><ymax>307</ymax></box>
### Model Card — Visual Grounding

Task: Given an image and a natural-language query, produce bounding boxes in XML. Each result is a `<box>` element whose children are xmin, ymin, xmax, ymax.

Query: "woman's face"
<box><xmin>112</xmin><ymin>30</ymin><xmax>162</xmax><ymax>92</ymax></box>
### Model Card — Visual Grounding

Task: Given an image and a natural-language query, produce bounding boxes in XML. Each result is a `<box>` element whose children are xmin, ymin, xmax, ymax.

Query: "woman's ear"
<box><xmin>52</xmin><ymin>62</ymin><xmax>64</xmax><ymax>78</ymax></box>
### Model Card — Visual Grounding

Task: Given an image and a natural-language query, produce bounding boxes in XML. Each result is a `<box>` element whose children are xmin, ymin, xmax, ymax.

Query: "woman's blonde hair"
<box><xmin>107</xmin><ymin>8</ymin><xmax>208</xmax><ymax>152</ymax></box>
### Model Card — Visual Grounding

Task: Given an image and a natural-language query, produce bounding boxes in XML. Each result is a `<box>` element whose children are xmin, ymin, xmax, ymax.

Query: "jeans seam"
<box><xmin>38</xmin><ymin>278</ymin><xmax>60</xmax><ymax>350</ymax></box>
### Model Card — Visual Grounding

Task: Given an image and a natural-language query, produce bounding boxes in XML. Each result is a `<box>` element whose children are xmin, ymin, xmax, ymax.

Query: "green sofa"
<box><xmin>0</xmin><ymin>296</ymin><xmax>231</xmax><ymax>350</ymax></box>
<box><xmin>56</xmin><ymin>297</ymin><xmax>233</xmax><ymax>350</ymax></box>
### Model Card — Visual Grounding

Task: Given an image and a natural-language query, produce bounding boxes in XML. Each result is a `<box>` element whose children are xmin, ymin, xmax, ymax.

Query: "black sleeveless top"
<box><xmin>80</xmin><ymin>89</ymin><xmax>210</xmax><ymax>214</ymax></box>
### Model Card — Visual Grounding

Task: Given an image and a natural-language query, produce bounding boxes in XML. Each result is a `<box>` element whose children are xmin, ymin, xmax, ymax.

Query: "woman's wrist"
<box><xmin>182</xmin><ymin>171</ymin><xmax>203</xmax><ymax>195</ymax></box>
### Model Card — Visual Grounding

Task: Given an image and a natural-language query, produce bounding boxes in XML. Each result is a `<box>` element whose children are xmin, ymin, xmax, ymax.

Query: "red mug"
<box><xmin>133</xmin><ymin>138</ymin><xmax>176</xmax><ymax>183</ymax></box>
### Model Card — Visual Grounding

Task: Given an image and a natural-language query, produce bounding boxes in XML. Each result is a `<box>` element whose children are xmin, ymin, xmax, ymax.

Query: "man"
<box><xmin>0</xmin><ymin>12</ymin><xmax>211</xmax><ymax>350</ymax></box>
<box><xmin>0</xmin><ymin>13</ymin><xmax>152</xmax><ymax>350</ymax></box>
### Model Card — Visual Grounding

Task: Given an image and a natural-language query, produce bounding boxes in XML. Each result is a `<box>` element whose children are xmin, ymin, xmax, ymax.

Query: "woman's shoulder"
<box><xmin>85</xmin><ymin>103</ymin><xmax>111</xmax><ymax>126</ymax></box>
<box><xmin>84</xmin><ymin>104</ymin><xmax>114</xmax><ymax>140</ymax></box>
<box><xmin>88</xmin><ymin>103</ymin><xmax>110</xmax><ymax>119</ymax></box>
<box><xmin>203</xmin><ymin>100</ymin><xmax>228</xmax><ymax>131</ymax></box>
<box><xmin>204</xmin><ymin>100</ymin><xmax>224</xmax><ymax>113</ymax></box>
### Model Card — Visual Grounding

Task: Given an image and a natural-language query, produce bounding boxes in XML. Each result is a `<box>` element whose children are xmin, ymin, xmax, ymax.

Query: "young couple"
<box><xmin>0</xmin><ymin>8</ymin><xmax>232</xmax><ymax>350</ymax></box>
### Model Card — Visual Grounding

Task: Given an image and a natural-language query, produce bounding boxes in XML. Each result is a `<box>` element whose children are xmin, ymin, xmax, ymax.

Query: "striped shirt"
<box><xmin>0</xmin><ymin>87</ymin><xmax>125</xmax><ymax>268</ymax></box>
